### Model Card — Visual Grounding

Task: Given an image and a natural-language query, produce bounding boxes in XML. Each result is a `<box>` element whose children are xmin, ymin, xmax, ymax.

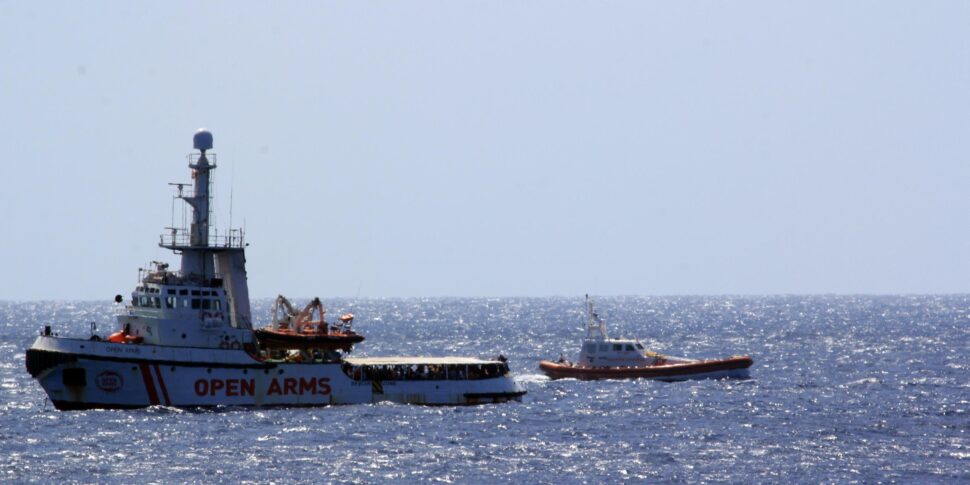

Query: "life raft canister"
<box><xmin>108</xmin><ymin>332</ymin><xmax>143</xmax><ymax>344</ymax></box>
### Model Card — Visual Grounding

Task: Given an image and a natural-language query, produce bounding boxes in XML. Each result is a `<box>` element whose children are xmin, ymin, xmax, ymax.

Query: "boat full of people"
<box><xmin>539</xmin><ymin>296</ymin><xmax>752</xmax><ymax>381</ymax></box>
<box><xmin>25</xmin><ymin>130</ymin><xmax>526</xmax><ymax>409</ymax></box>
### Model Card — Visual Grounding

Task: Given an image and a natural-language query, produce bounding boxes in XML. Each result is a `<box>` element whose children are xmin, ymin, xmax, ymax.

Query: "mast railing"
<box><xmin>159</xmin><ymin>227</ymin><xmax>246</xmax><ymax>248</ymax></box>
<box><xmin>187</xmin><ymin>152</ymin><xmax>218</xmax><ymax>166</ymax></box>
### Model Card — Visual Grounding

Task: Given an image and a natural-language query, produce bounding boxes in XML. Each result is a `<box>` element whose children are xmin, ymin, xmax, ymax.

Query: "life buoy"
<box><xmin>219</xmin><ymin>340</ymin><xmax>229</xmax><ymax>349</ymax></box>
<box><xmin>230</xmin><ymin>340</ymin><xmax>241</xmax><ymax>350</ymax></box>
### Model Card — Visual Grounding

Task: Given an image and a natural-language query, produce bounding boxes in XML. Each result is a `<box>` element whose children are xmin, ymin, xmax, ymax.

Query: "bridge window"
<box><xmin>584</xmin><ymin>343</ymin><xmax>597</xmax><ymax>353</ymax></box>
<box><xmin>636</xmin><ymin>343</ymin><xmax>644</xmax><ymax>350</ymax></box>
<box><xmin>179</xmin><ymin>289</ymin><xmax>188</xmax><ymax>295</ymax></box>
<box><xmin>613</xmin><ymin>344</ymin><xmax>622</xmax><ymax>351</ymax></box>
<box><xmin>625</xmin><ymin>344</ymin><xmax>635</xmax><ymax>351</ymax></box>
<box><xmin>599</xmin><ymin>344</ymin><xmax>609</xmax><ymax>352</ymax></box>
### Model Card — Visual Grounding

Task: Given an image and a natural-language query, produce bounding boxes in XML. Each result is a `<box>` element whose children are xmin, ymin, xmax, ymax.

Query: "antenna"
<box><xmin>348</xmin><ymin>281</ymin><xmax>363</xmax><ymax>314</ymax></box>
<box><xmin>229</xmin><ymin>158</ymin><xmax>235</xmax><ymax>233</ymax></box>
<box><xmin>167</xmin><ymin>183</ymin><xmax>186</xmax><ymax>241</ymax></box>
<box><xmin>585</xmin><ymin>294</ymin><xmax>608</xmax><ymax>340</ymax></box>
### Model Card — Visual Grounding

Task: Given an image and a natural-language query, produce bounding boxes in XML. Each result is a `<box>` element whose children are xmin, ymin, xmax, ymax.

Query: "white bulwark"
<box><xmin>26</xmin><ymin>130</ymin><xmax>525</xmax><ymax>409</ymax></box>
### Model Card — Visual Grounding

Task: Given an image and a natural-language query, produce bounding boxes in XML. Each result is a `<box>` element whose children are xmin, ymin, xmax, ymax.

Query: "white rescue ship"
<box><xmin>26</xmin><ymin>130</ymin><xmax>526</xmax><ymax>409</ymax></box>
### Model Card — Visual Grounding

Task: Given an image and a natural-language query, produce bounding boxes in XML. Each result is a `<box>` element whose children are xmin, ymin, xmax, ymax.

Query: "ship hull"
<box><xmin>27</xmin><ymin>337</ymin><xmax>525</xmax><ymax>409</ymax></box>
<box><xmin>538</xmin><ymin>355</ymin><xmax>753</xmax><ymax>381</ymax></box>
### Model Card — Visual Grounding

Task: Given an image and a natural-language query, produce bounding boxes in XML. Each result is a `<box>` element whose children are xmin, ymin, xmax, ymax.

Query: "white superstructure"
<box><xmin>575</xmin><ymin>295</ymin><xmax>668</xmax><ymax>368</ymax></box>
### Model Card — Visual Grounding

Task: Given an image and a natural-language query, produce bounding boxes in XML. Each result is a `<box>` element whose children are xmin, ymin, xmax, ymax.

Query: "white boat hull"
<box><xmin>27</xmin><ymin>337</ymin><xmax>525</xmax><ymax>409</ymax></box>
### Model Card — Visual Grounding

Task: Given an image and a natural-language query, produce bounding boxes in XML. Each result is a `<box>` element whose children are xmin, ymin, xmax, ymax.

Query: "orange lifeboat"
<box><xmin>255</xmin><ymin>296</ymin><xmax>364</xmax><ymax>352</ymax></box>
<box><xmin>107</xmin><ymin>329</ymin><xmax>144</xmax><ymax>344</ymax></box>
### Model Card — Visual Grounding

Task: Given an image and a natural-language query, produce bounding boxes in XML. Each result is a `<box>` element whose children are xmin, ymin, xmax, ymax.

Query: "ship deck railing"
<box><xmin>341</xmin><ymin>361</ymin><xmax>510</xmax><ymax>382</ymax></box>
<box><xmin>159</xmin><ymin>228</ymin><xmax>246</xmax><ymax>249</ymax></box>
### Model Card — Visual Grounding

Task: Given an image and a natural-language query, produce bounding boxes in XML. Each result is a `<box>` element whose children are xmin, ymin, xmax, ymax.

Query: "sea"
<box><xmin>1</xmin><ymin>296</ymin><xmax>967</xmax><ymax>484</ymax></box>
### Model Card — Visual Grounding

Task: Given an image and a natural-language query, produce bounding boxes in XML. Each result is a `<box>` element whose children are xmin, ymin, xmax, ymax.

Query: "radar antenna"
<box><xmin>585</xmin><ymin>294</ymin><xmax>609</xmax><ymax>340</ymax></box>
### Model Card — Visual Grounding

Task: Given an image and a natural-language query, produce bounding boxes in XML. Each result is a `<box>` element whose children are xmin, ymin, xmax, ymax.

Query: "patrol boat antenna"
<box><xmin>585</xmin><ymin>294</ymin><xmax>608</xmax><ymax>340</ymax></box>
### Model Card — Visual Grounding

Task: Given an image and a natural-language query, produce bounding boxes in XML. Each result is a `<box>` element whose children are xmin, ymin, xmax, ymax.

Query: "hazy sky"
<box><xmin>2</xmin><ymin>2</ymin><xmax>968</xmax><ymax>300</ymax></box>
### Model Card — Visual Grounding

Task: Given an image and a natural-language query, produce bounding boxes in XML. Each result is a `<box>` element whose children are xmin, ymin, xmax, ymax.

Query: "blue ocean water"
<box><xmin>1</xmin><ymin>296</ymin><xmax>967</xmax><ymax>483</ymax></box>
